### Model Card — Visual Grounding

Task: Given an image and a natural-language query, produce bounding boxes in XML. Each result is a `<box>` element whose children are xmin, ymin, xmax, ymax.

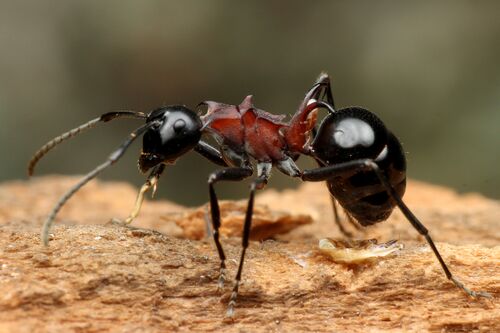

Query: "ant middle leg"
<box><xmin>194</xmin><ymin>140</ymin><xmax>229</xmax><ymax>167</ymax></box>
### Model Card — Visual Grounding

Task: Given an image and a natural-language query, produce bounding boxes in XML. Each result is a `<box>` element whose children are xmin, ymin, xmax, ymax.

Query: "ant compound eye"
<box><xmin>173</xmin><ymin>119</ymin><xmax>186</xmax><ymax>133</ymax></box>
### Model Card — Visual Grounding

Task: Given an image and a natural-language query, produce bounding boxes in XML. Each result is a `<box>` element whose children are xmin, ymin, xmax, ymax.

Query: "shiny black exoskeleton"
<box><xmin>311</xmin><ymin>107</ymin><xmax>406</xmax><ymax>225</ymax></box>
<box><xmin>29</xmin><ymin>73</ymin><xmax>491</xmax><ymax>318</ymax></box>
<box><xmin>139</xmin><ymin>106</ymin><xmax>203</xmax><ymax>172</ymax></box>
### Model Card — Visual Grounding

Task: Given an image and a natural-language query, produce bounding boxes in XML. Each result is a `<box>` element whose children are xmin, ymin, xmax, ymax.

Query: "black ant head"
<box><xmin>138</xmin><ymin>105</ymin><xmax>202</xmax><ymax>173</ymax></box>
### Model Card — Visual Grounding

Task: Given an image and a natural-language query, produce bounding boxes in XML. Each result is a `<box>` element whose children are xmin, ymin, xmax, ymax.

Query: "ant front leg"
<box><xmin>194</xmin><ymin>141</ymin><xmax>229</xmax><ymax>167</ymax></box>
<box><xmin>208</xmin><ymin>166</ymin><xmax>253</xmax><ymax>291</ymax></box>
<box><xmin>123</xmin><ymin>164</ymin><xmax>166</xmax><ymax>224</ymax></box>
<box><xmin>302</xmin><ymin>159</ymin><xmax>492</xmax><ymax>299</ymax></box>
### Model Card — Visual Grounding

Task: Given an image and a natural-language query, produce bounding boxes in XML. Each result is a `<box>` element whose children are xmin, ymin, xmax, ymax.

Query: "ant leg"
<box><xmin>28</xmin><ymin>111</ymin><xmax>147</xmax><ymax>176</ymax></box>
<box><xmin>41</xmin><ymin>120</ymin><xmax>159</xmax><ymax>246</ymax></box>
<box><xmin>344</xmin><ymin>209</ymin><xmax>363</xmax><ymax>231</ymax></box>
<box><xmin>302</xmin><ymin>160</ymin><xmax>491</xmax><ymax>298</ymax></box>
<box><xmin>293</xmin><ymin>73</ymin><xmax>335</xmax><ymax>126</ymax></box>
<box><xmin>227</xmin><ymin>162</ymin><xmax>271</xmax><ymax>317</ymax></box>
<box><xmin>194</xmin><ymin>141</ymin><xmax>228</xmax><ymax>167</ymax></box>
<box><xmin>192</xmin><ymin>141</ymin><xmax>228</xmax><ymax>239</ymax></box>
<box><xmin>208</xmin><ymin>167</ymin><xmax>253</xmax><ymax>290</ymax></box>
<box><xmin>363</xmin><ymin>160</ymin><xmax>491</xmax><ymax>298</ymax></box>
<box><xmin>312</xmin><ymin>73</ymin><xmax>335</xmax><ymax>109</ymax></box>
<box><xmin>123</xmin><ymin>164</ymin><xmax>165</xmax><ymax>225</ymax></box>
<box><xmin>312</xmin><ymin>156</ymin><xmax>354</xmax><ymax>237</ymax></box>
<box><xmin>330</xmin><ymin>196</ymin><xmax>353</xmax><ymax>238</ymax></box>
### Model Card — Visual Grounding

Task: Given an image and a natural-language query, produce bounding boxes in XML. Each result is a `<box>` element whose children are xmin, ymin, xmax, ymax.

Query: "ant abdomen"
<box><xmin>312</xmin><ymin>107</ymin><xmax>407</xmax><ymax>226</ymax></box>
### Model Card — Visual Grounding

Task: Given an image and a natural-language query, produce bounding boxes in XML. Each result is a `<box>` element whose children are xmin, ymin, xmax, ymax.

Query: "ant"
<box><xmin>28</xmin><ymin>73</ymin><xmax>491</xmax><ymax>317</ymax></box>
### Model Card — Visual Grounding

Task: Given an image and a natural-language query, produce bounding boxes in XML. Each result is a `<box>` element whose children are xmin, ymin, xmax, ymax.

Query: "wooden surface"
<box><xmin>0</xmin><ymin>176</ymin><xmax>498</xmax><ymax>332</ymax></box>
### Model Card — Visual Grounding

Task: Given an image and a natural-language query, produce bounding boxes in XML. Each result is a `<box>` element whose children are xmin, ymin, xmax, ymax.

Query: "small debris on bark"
<box><xmin>318</xmin><ymin>238</ymin><xmax>404</xmax><ymax>264</ymax></box>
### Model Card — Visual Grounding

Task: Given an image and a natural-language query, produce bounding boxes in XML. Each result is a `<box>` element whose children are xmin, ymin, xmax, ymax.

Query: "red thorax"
<box><xmin>201</xmin><ymin>95</ymin><xmax>317</xmax><ymax>162</ymax></box>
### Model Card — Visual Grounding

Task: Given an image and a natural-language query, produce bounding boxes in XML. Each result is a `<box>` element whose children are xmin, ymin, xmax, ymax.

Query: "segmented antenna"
<box><xmin>28</xmin><ymin>117</ymin><xmax>100</xmax><ymax>176</ymax></box>
<box><xmin>41</xmin><ymin>120</ymin><xmax>158</xmax><ymax>246</ymax></box>
<box><xmin>28</xmin><ymin>111</ymin><xmax>147</xmax><ymax>176</ymax></box>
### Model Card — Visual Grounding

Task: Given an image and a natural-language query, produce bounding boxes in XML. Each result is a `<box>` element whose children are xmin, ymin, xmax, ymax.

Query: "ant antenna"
<box><xmin>28</xmin><ymin>111</ymin><xmax>147</xmax><ymax>176</ymax></box>
<box><xmin>40</xmin><ymin>120</ymin><xmax>159</xmax><ymax>246</ymax></box>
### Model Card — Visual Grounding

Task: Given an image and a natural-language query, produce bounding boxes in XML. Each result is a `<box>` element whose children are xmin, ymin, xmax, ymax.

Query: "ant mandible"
<box><xmin>28</xmin><ymin>73</ymin><xmax>491</xmax><ymax>317</ymax></box>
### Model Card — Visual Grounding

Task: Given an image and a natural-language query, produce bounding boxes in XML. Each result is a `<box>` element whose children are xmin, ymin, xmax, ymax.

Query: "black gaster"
<box><xmin>312</xmin><ymin>107</ymin><xmax>407</xmax><ymax>226</ymax></box>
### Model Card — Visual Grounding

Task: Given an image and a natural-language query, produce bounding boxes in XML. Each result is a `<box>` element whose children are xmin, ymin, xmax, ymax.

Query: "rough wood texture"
<box><xmin>0</xmin><ymin>176</ymin><xmax>498</xmax><ymax>332</ymax></box>
<box><xmin>168</xmin><ymin>200</ymin><xmax>312</xmax><ymax>240</ymax></box>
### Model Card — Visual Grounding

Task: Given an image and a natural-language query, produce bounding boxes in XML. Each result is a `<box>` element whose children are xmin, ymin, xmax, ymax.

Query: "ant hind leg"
<box><xmin>330</xmin><ymin>196</ymin><xmax>353</xmax><ymax>238</ymax></box>
<box><xmin>302</xmin><ymin>159</ymin><xmax>492</xmax><ymax>298</ymax></box>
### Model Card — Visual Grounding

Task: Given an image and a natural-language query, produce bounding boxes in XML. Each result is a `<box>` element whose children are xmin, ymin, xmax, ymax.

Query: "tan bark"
<box><xmin>0</xmin><ymin>176</ymin><xmax>498</xmax><ymax>332</ymax></box>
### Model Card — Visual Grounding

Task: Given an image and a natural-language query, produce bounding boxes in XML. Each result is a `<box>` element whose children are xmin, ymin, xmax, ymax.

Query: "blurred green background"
<box><xmin>0</xmin><ymin>1</ymin><xmax>499</xmax><ymax>205</ymax></box>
